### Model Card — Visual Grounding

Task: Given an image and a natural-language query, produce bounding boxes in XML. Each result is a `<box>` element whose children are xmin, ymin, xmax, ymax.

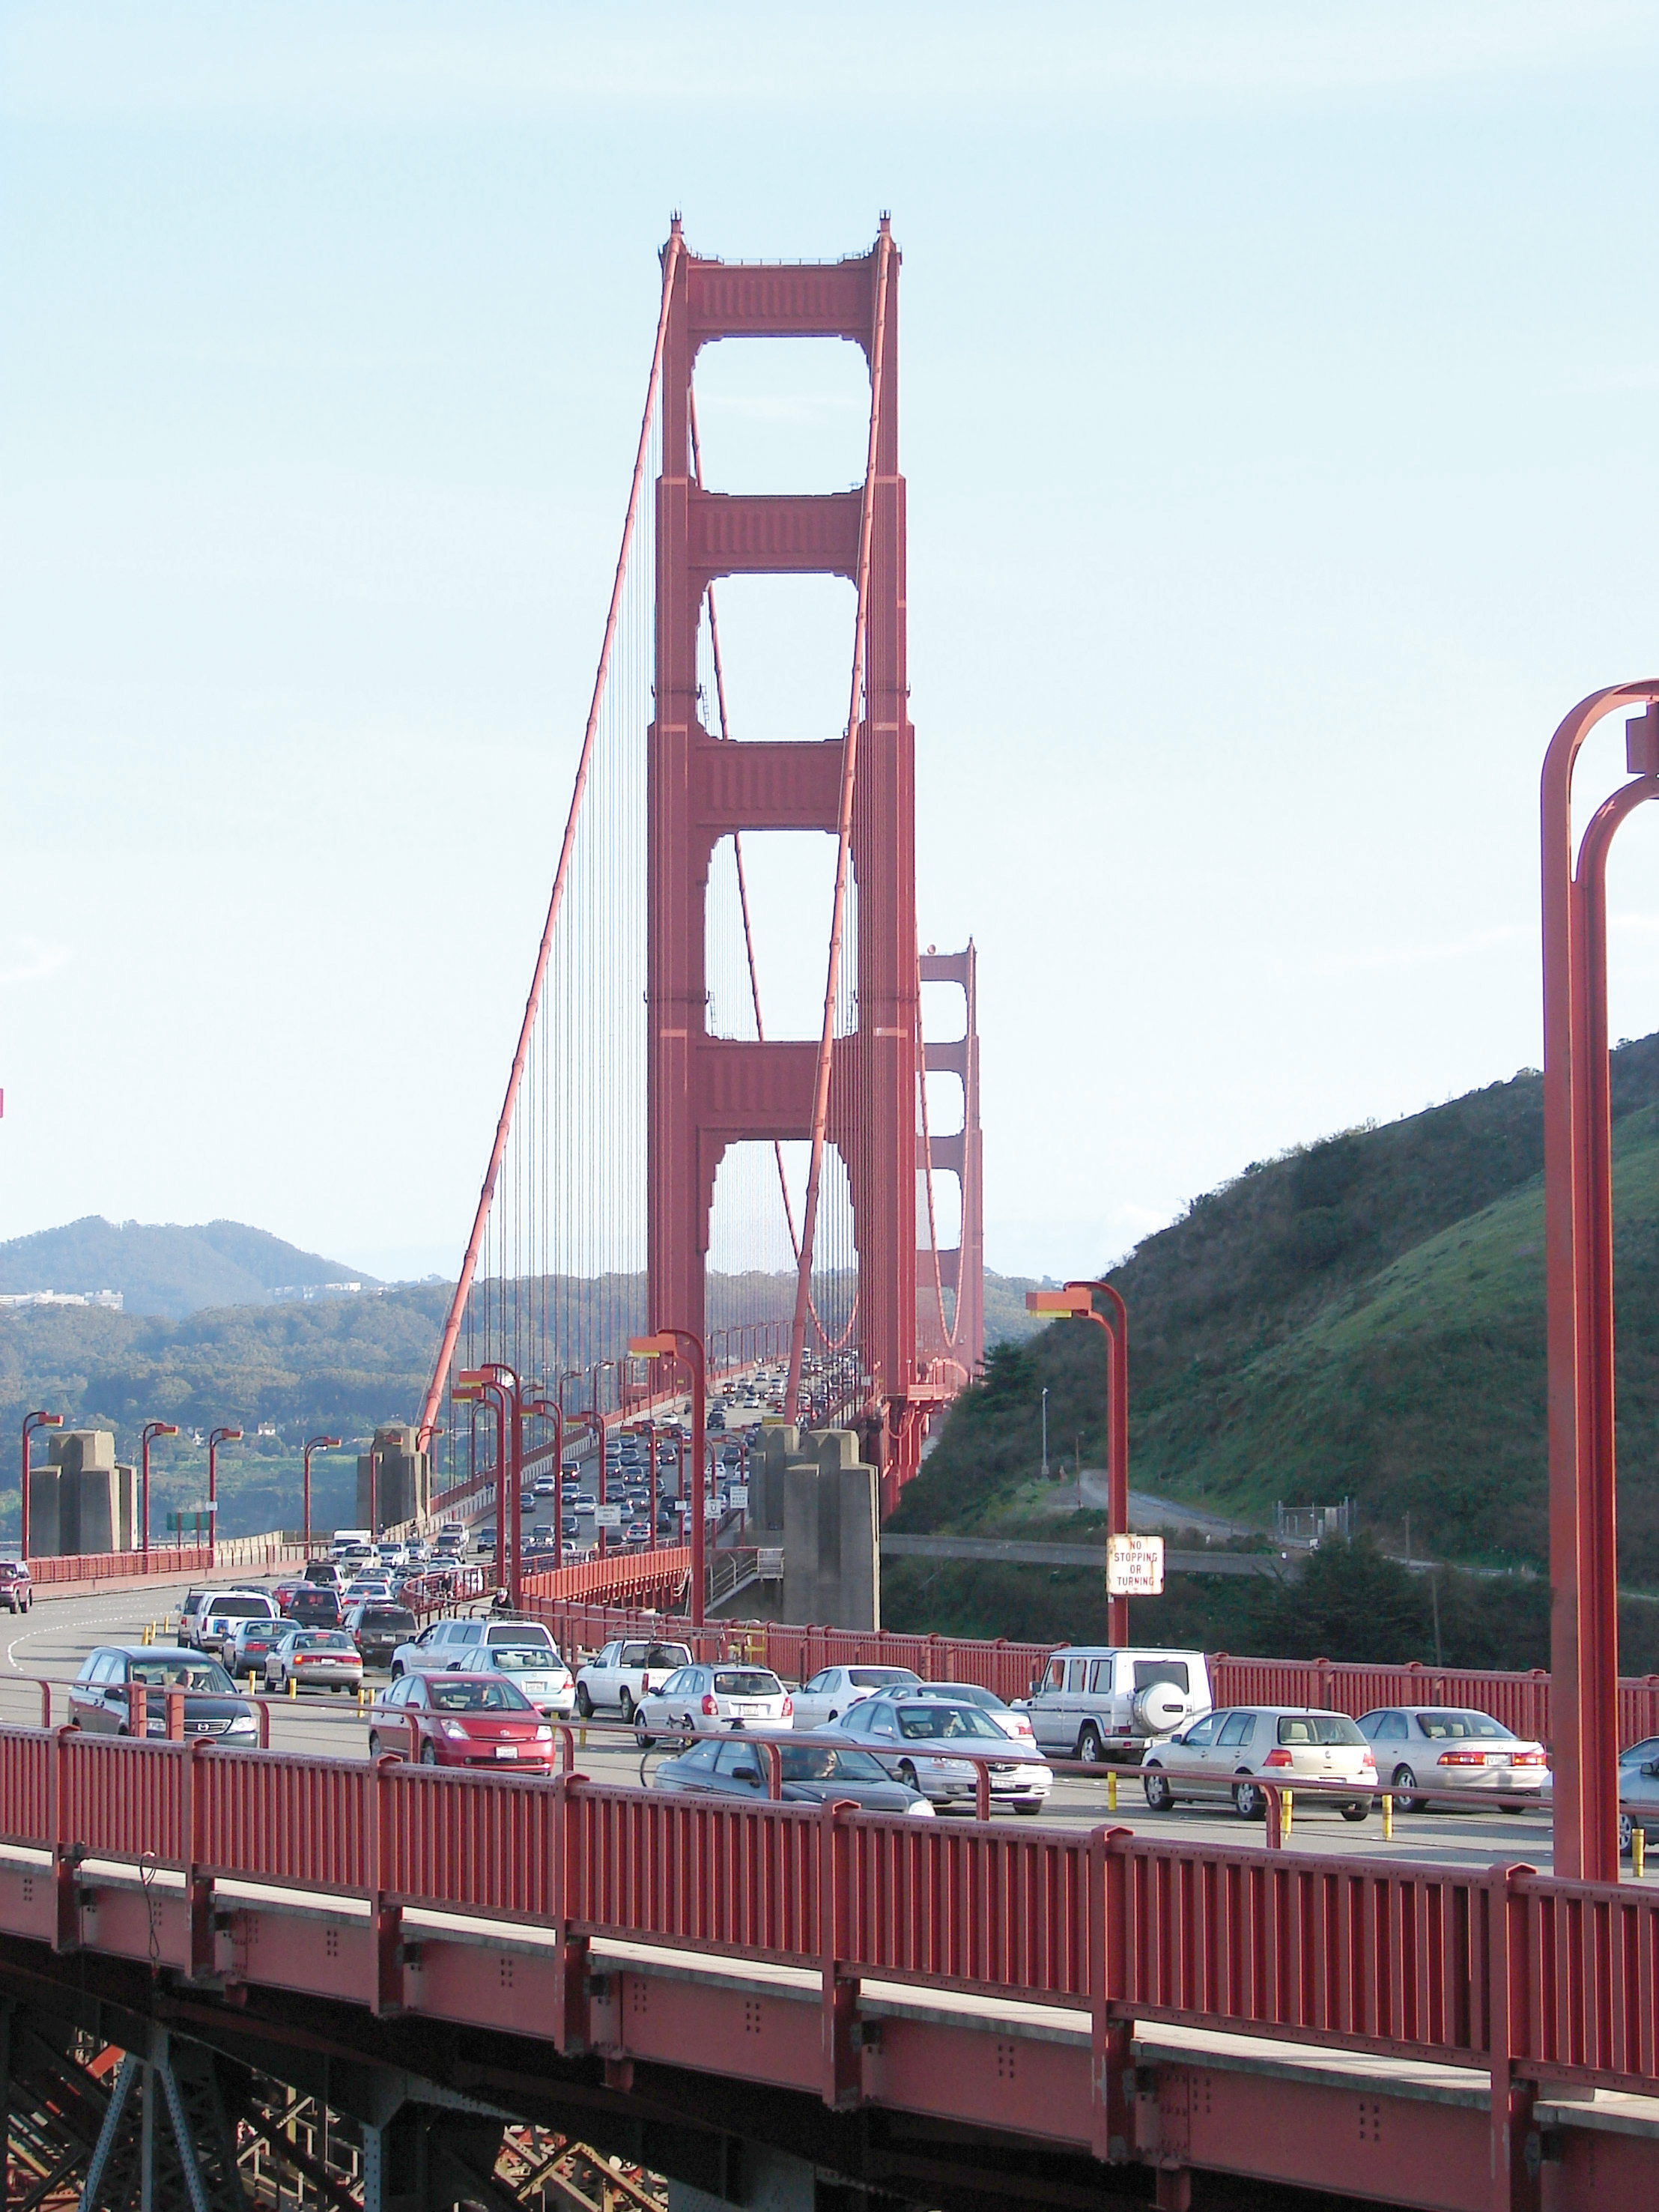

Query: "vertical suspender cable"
<box><xmin>418</xmin><ymin>231</ymin><xmax>683</xmax><ymax>1446</ymax></box>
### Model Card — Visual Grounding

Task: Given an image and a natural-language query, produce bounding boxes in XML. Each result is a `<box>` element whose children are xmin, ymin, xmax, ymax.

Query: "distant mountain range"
<box><xmin>0</xmin><ymin>1217</ymin><xmax>377</xmax><ymax>1321</ymax></box>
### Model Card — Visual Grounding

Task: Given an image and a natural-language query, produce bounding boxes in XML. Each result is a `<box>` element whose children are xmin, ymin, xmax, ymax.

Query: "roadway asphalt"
<box><xmin>0</xmin><ymin>1572</ymin><xmax>1581</xmax><ymax>1878</ymax></box>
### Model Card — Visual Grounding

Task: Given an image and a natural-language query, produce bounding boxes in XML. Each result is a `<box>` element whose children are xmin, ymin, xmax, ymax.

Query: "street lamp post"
<box><xmin>140</xmin><ymin>1421</ymin><xmax>180</xmax><ymax>1554</ymax></box>
<box><xmin>524</xmin><ymin>1393</ymin><xmax>562</xmax><ymax>1585</ymax></box>
<box><xmin>20</xmin><ymin>1410</ymin><xmax>62</xmax><ymax>1562</ymax></box>
<box><xmin>303</xmin><ymin>1436</ymin><xmax>343</xmax><ymax>1556</ymax></box>
<box><xmin>591</xmin><ymin>1362</ymin><xmax>617</xmax><ymax>1561</ymax></box>
<box><xmin>207</xmin><ymin>1428</ymin><xmax>243</xmax><ymax>1561</ymax></box>
<box><xmin>1040</xmin><ymin>1387</ymin><xmax>1049</xmax><ymax>1481</ymax></box>
<box><xmin>461</xmin><ymin>1368</ymin><xmax>519</xmax><ymax>1599</ymax></box>
<box><xmin>630</xmin><ymin>1330</ymin><xmax>706</xmax><ymax>1626</ymax></box>
<box><xmin>1028</xmin><ymin>1282</ymin><xmax>1130</xmax><ymax>1642</ymax></box>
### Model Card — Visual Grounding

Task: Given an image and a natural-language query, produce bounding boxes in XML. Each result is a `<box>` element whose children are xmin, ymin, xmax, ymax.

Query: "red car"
<box><xmin>272</xmin><ymin>1580</ymin><xmax>306</xmax><ymax>1613</ymax></box>
<box><xmin>367</xmin><ymin>1671</ymin><xmax>556</xmax><ymax>1771</ymax></box>
<box><xmin>0</xmin><ymin>1561</ymin><xmax>32</xmax><ymax>1614</ymax></box>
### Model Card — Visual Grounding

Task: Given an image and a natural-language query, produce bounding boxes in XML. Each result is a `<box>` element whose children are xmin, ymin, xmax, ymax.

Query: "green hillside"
<box><xmin>896</xmin><ymin>1034</ymin><xmax>1659</xmax><ymax>1592</ymax></box>
<box><xmin>0</xmin><ymin>1216</ymin><xmax>376</xmax><ymax>1318</ymax></box>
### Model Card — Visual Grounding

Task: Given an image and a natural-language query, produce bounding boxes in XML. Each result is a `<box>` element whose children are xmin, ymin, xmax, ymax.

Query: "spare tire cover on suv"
<box><xmin>1132</xmin><ymin>1681</ymin><xmax>1189</xmax><ymax>1735</ymax></box>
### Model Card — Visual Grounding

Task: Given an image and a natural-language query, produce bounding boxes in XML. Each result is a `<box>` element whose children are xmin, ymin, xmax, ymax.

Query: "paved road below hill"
<box><xmin>880</xmin><ymin>1532</ymin><xmax>1281</xmax><ymax>1576</ymax></box>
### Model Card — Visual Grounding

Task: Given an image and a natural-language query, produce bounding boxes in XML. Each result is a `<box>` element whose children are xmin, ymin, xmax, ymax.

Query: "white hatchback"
<box><xmin>634</xmin><ymin>1663</ymin><xmax>793</xmax><ymax>1746</ymax></box>
<box><xmin>1141</xmin><ymin>1706</ymin><xmax>1377</xmax><ymax>1822</ymax></box>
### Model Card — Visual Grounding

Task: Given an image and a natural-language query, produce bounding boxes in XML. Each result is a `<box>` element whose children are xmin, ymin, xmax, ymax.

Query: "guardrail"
<box><xmin>19</xmin><ymin>1533</ymin><xmax>310</xmax><ymax>1589</ymax></box>
<box><xmin>4</xmin><ymin>1721</ymin><xmax>1658</xmax><ymax>2108</ymax></box>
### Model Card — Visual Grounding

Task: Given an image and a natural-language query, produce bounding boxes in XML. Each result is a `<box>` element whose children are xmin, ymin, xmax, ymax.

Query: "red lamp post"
<box><xmin>207</xmin><ymin>1427</ymin><xmax>242</xmax><ymax>1557</ymax></box>
<box><xmin>523</xmin><ymin>1392</ymin><xmax>562</xmax><ymax>1589</ymax></box>
<box><xmin>140</xmin><ymin>1421</ymin><xmax>180</xmax><ymax>1554</ymax></box>
<box><xmin>303</xmin><ymin>1435</ymin><xmax>342</xmax><ymax>1556</ymax></box>
<box><xmin>1028</xmin><ymin>1282</ymin><xmax>1130</xmax><ymax>1643</ymax></box>
<box><xmin>20</xmin><ymin>1410</ymin><xmax>62</xmax><ymax>1562</ymax></box>
<box><xmin>631</xmin><ymin>1330</ymin><xmax>706</xmax><ymax>1626</ymax></box>
<box><xmin>590</xmin><ymin>1362</ymin><xmax>617</xmax><ymax>1560</ymax></box>
<box><xmin>461</xmin><ymin>1366</ymin><xmax>521</xmax><ymax>1600</ymax></box>
<box><xmin>1539</xmin><ymin>683</ymin><xmax>1659</xmax><ymax>1882</ymax></box>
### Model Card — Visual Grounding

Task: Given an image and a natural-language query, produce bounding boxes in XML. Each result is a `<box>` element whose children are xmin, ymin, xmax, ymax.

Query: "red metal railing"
<box><xmin>8</xmin><ymin>1719</ymin><xmax>1658</xmax><ymax>2102</ymax></box>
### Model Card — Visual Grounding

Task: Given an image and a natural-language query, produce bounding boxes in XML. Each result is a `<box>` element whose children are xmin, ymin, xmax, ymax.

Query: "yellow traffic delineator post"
<box><xmin>1282</xmin><ymin>1789</ymin><xmax>1293</xmax><ymax>1840</ymax></box>
<box><xmin>1636</xmin><ymin>1826</ymin><xmax>1647</xmax><ymax>1879</ymax></box>
<box><xmin>579</xmin><ymin>1726</ymin><xmax>587</xmax><ymax>1750</ymax></box>
<box><xmin>1383</xmin><ymin>1792</ymin><xmax>1394</xmax><ymax>1842</ymax></box>
<box><xmin>1106</xmin><ymin>1770</ymin><xmax>1117</xmax><ymax>1813</ymax></box>
<box><xmin>288</xmin><ymin>1676</ymin><xmax>297</xmax><ymax>1699</ymax></box>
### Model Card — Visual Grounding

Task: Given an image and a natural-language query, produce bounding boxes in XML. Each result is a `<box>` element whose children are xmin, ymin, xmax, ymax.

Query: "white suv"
<box><xmin>1020</xmin><ymin>1646</ymin><xmax>1211</xmax><ymax>1764</ymax></box>
<box><xmin>574</xmin><ymin>1637</ymin><xmax>694</xmax><ymax>1721</ymax></box>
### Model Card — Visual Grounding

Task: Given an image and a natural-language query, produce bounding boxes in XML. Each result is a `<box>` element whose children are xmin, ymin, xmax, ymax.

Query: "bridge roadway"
<box><xmin>0</xmin><ymin>1576</ymin><xmax>1565</xmax><ymax>1870</ymax></box>
<box><xmin>3</xmin><ymin>1572</ymin><xmax>1658</xmax><ymax>2210</ymax></box>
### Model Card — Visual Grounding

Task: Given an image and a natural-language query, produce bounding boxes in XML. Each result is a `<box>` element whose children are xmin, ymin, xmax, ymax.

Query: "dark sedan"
<box><xmin>347</xmin><ymin>1602</ymin><xmax>418</xmax><ymax>1667</ymax></box>
<box><xmin>67</xmin><ymin>1645</ymin><xmax>260</xmax><ymax>1743</ymax></box>
<box><xmin>651</xmin><ymin>1736</ymin><xmax>935</xmax><ymax>1813</ymax></box>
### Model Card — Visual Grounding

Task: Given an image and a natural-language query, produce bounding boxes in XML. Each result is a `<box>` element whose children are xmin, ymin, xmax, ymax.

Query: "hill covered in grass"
<box><xmin>894</xmin><ymin>1033</ymin><xmax>1659</xmax><ymax>1591</ymax></box>
<box><xmin>0</xmin><ymin>1216</ymin><xmax>376</xmax><ymax>1318</ymax></box>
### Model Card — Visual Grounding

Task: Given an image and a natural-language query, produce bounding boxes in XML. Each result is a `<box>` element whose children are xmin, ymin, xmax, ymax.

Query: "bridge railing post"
<box><xmin>551</xmin><ymin>1769</ymin><xmax>589</xmax><ymax>2055</ymax></box>
<box><xmin>1088</xmin><ymin>1823</ymin><xmax>1133</xmax><ymax>2163</ymax></box>
<box><xmin>49</xmin><ymin>1726</ymin><xmax>80</xmax><ymax>1954</ymax></box>
<box><xmin>367</xmin><ymin>1752</ymin><xmax>402</xmax><ymax>2016</ymax></box>
<box><xmin>1487</xmin><ymin>1861</ymin><xmax>1538</xmax><ymax>2212</ymax></box>
<box><xmin>182</xmin><ymin>1735</ymin><xmax>214</xmax><ymax>1978</ymax></box>
<box><xmin>819</xmin><ymin>1797</ymin><xmax>861</xmax><ymax>2111</ymax></box>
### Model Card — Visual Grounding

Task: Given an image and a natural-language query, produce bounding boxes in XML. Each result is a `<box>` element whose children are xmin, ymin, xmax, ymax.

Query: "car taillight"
<box><xmin>1016</xmin><ymin>1717</ymin><xmax>1034</xmax><ymax>1739</ymax></box>
<box><xmin>781</xmin><ymin>1694</ymin><xmax>793</xmax><ymax>1717</ymax></box>
<box><xmin>1437</xmin><ymin>1748</ymin><xmax>1487</xmax><ymax>1766</ymax></box>
<box><xmin>1514</xmin><ymin>1751</ymin><xmax>1546</xmax><ymax>1766</ymax></box>
<box><xmin>702</xmin><ymin>1694</ymin><xmax>718</xmax><ymax>1716</ymax></box>
<box><xmin>1263</xmin><ymin>1748</ymin><xmax>1293</xmax><ymax>1768</ymax></box>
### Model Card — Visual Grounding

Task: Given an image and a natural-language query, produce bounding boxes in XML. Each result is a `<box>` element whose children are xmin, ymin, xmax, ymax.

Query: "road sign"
<box><xmin>1106</xmin><ymin>1533</ymin><xmax>1164</xmax><ymax>1596</ymax></box>
<box><xmin>593</xmin><ymin>1503</ymin><xmax>623</xmax><ymax>1530</ymax></box>
<box><xmin>728</xmin><ymin>1485</ymin><xmax>750</xmax><ymax>1509</ymax></box>
<box><xmin>166</xmin><ymin>1506</ymin><xmax>215</xmax><ymax>1530</ymax></box>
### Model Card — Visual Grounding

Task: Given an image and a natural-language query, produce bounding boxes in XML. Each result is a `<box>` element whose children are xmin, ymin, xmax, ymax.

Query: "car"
<box><xmin>651</xmin><ymin>1736</ymin><xmax>935</xmax><ymax>1813</ymax></box>
<box><xmin>270</xmin><ymin>1579</ymin><xmax>305</xmax><ymax>1611</ymax></box>
<box><xmin>518</xmin><ymin>1489</ymin><xmax>536</xmax><ymax>1512</ymax></box>
<box><xmin>1020</xmin><ymin>1646</ymin><xmax>1212</xmax><ymax>1763</ymax></box>
<box><xmin>198</xmin><ymin>1590</ymin><xmax>281</xmax><ymax>1658</ymax></box>
<box><xmin>476</xmin><ymin>1525</ymin><xmax>498</xmax><ymax>1554</ymax></box>
<box><xmin>344</xmin><ymin>1578</ymin><xmax>395</xmax><ymax>1605</ymax></box>
<box><xmin>1619</xmin><ymin>1748</ymin><xmax>1659</xmax><ymax>1855</ymax></box>
<box><xmin>302</xmin><ymin>1559</ymin><xmax>345</xmax><ymax>1591</ymax></box>
<box><xmin>863</xmin><ymin>1679</ymin><xmax>1037</xmax><ymax>1743</ymax></box>
<box><xmin>390</xmin><ymin>1613</ymin><xmax>567</xmax><ymax>1682</ymax></box>
<box><xmin>1356</xmin><ymin>1708</ymin><xmax>1549</xmax><ymax>1812</ymax></box>
<box><xmin>367</xmin><ymin>1671</ymin><xmax>556</xmax><ymax>1770</ymax></box>
<box><xmin>1139</xmin><ymin>1706</ymin><xmax>1376</xmax><ymax>1821</ymax></box>
<box><xmin>176</xmin><ymin>1590</ymin><xmax>214</xmax><ymax>1648</ymax></box>
<box><xmin>0</xmin><ymin>1560</ymin><xmax>32</xmax><ymax>1613</ymax></box>
<box><xmin>443</xmin><ymin>1639</ymin><xmax>575</xmax><ymax>1717</ymax></box>
<box><xmin>633</xmin><ymin>1663</ymin><xmax>794</xmax><ymax>1746</ymax></box>
<box><xmin>346</xmin><ymin>1601</ymin><xmax>419</xmax><ymax>1667</ymax></box>
<box><xmin>832</xmin><ymin>1697</ymin><xmax>1054</xmax><ymax>1812</ymax></box>
<box><xmin>286</xmin><ymin>1584</ymin><xmax>344</xmax><ymax>1630</ymax></box>
<box><xmin>789</xmin><ymin>1664</ymin><xmax>921</xmax><ymax>1732</ymax></box>
<box><xmin>574</xmin><ymin>1638</ymin><xmax>694</xmax><ymax>1721</ymax></box>
<box><xmin>331</xmin><ymin>1529</ymin><xmax>372</xmax><ymax>1556</ymax></box>
<box><xmin>68</xmin><ymin>1645</ymin><xmax>259</xmax><ymax>1743</ymax></box>
<box><xmin>265</xmin><ymin>1627</ymin><xmax>364</xmax><ymax>1694</ymax></box>
<box><xmin>223</xmin><ymin>1614</ymin><xmax>289</xmax><ymax>1678</ymax></box>
<box><xmin>534</xmin><ymin>1474</ymin><xmax>556</xmax><ymax>1497</ymax></box>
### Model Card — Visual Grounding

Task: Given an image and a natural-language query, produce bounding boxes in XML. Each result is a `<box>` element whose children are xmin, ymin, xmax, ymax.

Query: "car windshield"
<box><xmin>780</xmin><ymin>1745</ymin><xmax>887</xmax><ymax>1783</ymax></box>
<box><xmin>428</xmin><ymin>1680</ymin><xmax>533</xmax><ymax>1713</ymax></box>
<box><xmin>713</xmin><ymin>1670</ymin><xmax>780</xmax><ymax>1697</ymax></box>
<box><xmin>1276</xmin><ymin>1714</ymin><xmax>1367</xmax><ymax>1746</ymax></box>
<box><xmin>1416</xmin><ymin>1711</ymin><xmax>1514</xmax><ymax>1741</ymax></box>
<box><xmin>210</xmin><ymin>1599</ymin><xmax>270</xmax><ymax>1620</ymax></box>
<box><xmin>896</xmin><ymin>1705</ymin><xmax>1001</xmax><ymax>1740</ymax></box>
<box><xmin>491</xmin><ymin>1646</ymin><xmax>559</xmax><ymax>1672</ymax></box>
<box><xmin>360</xmin><ymin>1608</ymin><xmax>416</xmax><ymax>1630</ymax></box>
<box><xmin>130</xmin><ymin>1659</ymin><xmax>234</xmax><ymax>1693</ymax></box>
<box><xmin>297</xmin><ymin>1632</ymin><xmax>354</xmax><ymax>1651</ymax></box>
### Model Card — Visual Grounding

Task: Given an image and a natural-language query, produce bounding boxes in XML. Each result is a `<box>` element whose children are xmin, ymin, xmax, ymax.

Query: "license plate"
<box><xmin>732</xmin><ymin>1703</ymin><xmax>762</xmax><ymax>1716</ymax></box>
<box><xmin>495</xmin><ymin>1745</ymin><xmax>518</xmax><ymax>1758</ymax></box>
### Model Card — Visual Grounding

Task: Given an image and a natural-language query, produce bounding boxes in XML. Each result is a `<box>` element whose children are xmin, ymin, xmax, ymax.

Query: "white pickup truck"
<box><xmin>574</xmin><ymin>1637</ymin><xmax>694</xmax><ymax>1721</ymax></box>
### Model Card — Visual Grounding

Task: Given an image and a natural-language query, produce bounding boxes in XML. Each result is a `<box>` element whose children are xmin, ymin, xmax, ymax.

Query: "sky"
<box><xmin>4</xmin><ymin>1</ymin><xmax>1659</xmax><ymax>1284</ymax></box>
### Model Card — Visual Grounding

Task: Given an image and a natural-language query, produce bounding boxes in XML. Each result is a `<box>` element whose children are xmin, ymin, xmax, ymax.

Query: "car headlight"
<box><xmin>535</xmin><ymin>1725</ymin><xmax>553</xmax><ymax>1741</ymax></box>
<box><xmin>442</xmin><ymin>1720</ymin><xmax>470</xmax><ymax>1741</ymax></box>
<box><xmin>906</xmin><ymin>1798</ymin><xmax>937</xmax><ymax>1816</ymax></box>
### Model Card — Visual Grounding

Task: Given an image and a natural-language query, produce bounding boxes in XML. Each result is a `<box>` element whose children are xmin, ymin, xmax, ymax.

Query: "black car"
<box><xmin>287</xmin><ymin>1584</ymin><xmax>343</xmax><ymax>1628</ymax></box>
<box><xmin>652</xmin><ymin>1736</ymin><xmax>934</xmax><ymax>1814</ymax></box>
<box><xmin>348</xmin><ymin>1602</ymin><xmax>419</xmax><ymax>1666</ymax></box>
<box><xmin>68</xmin><ymin>1645</ymin><xmax>260</xmax><ymax>1742</ymax></box>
